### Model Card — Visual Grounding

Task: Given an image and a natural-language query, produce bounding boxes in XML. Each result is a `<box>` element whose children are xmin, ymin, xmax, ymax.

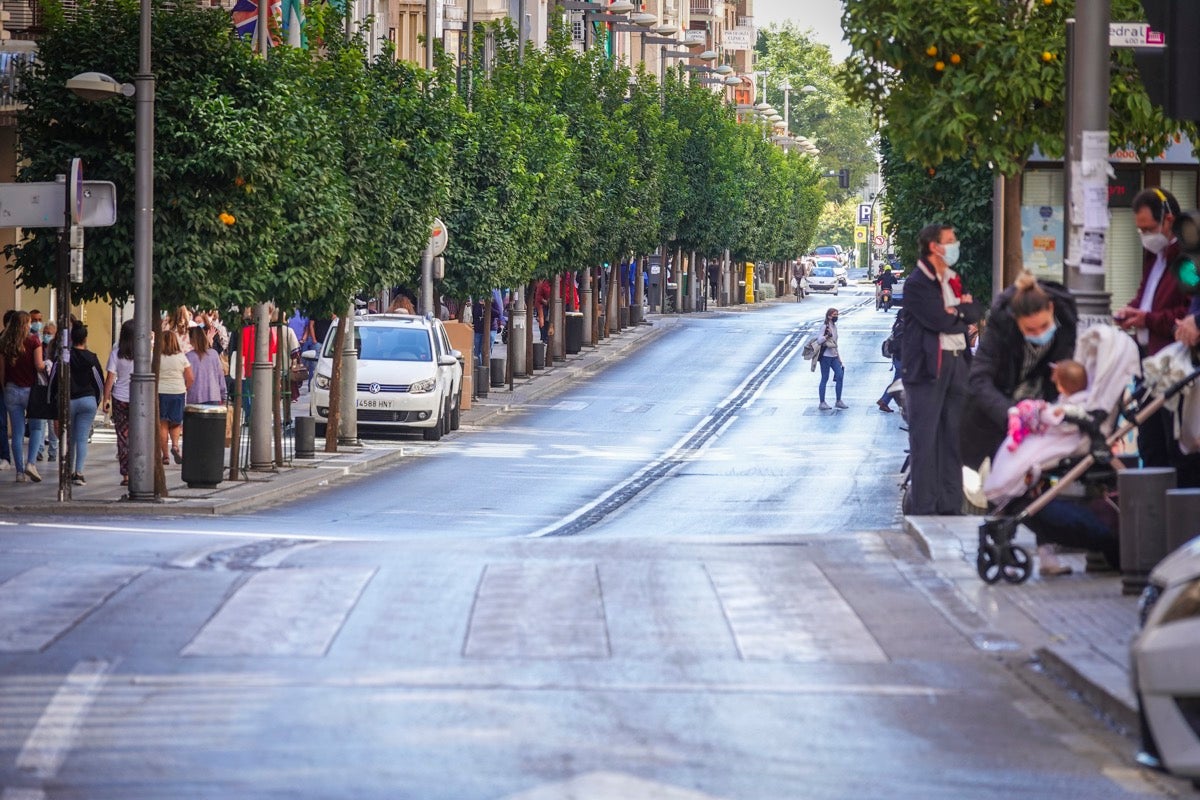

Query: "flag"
<box><xmin>281</xmin><ymin>0</ymin><xmax>306</xmax><ymax>48</ymax></box>
<box><xmin>231</xmin><ymin>0</ymin><xmax>282</xmax><ymax>44</ymax></box>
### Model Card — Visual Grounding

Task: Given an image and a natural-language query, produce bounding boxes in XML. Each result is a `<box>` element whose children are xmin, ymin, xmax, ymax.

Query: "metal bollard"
<box><xmin>1165</xmin><ymin>488</ymin><xmax>1200</xmax><ymax>554</ymax></box>
<box><xmin>532</xmin><ymin>341</ymin><xmax>546</xmax><ymax>370</ymax></box>
<box><xmin>474</xmin><ymin>364</ymin><xmax>489</xmax><ymax>399</ymax></box>
<box><xmin>490</xmin><ymin>356</ymin><xmax>506</xmax><ymax>387</ymax></box>
<box><xmin>1118</xmin><ymin>467</ymin><xmax>1177</xmax><ymax>594</ymax></box>
<box><xmin>295</xmin><ymin>416</ymin><xmax>315</xmax><ymax>459</ymax></box>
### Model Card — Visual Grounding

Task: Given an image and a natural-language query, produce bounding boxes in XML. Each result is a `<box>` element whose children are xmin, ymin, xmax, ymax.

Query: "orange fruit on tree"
<box><xmin>935</xmin><ymin>61</ymin><xmax>945</xmax><ymax>71</ymax></box>
<box><xmin>950</xmin><ymin>53</ymin><xmax>961</xmax><ymax>64</ymax></box>
<box><xmin>926</xmin><ymin>45</ymin><xmax>937</xmax><ymax>57</ymax></box>
<box><xmin>1042</xmin><ymin>51</ymin><xmax>1054</xmax><ymax>62</ymax></box>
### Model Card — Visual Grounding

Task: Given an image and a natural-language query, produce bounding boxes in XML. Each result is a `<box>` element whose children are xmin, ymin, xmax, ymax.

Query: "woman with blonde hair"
<box><xmin>0</xmin><ymin>311</ymin><xmax>47</xmax><ymax>482</ymax></box>
<box><xmin>157</xmin><ymin>329</ymin><xmax>193</xmax><ymax>465</ymax></box>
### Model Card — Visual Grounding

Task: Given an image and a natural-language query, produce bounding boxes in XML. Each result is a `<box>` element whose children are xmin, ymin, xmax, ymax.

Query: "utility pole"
<box><xmin>1063</xmin><ymin>1</ymin><xmax>1113</xmax><ymax>320</ymax></box>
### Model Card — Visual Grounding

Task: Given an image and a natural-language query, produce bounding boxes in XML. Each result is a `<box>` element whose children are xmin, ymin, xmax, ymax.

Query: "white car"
<box><xmin>1132</xmin><ymin>536</ymin><xmax>1200</xmax><ymax>780</ymax></box>
<box><xmin>807</xmin><ymin>266</ymin><xmax>839</xmax><ymax>294</ymax></box>
<box><xmin>307</xmin><ymin>314</ymin><xmax>463</xmax><ymax>440</ymax></box>
<box><xmin>814</xmin><ymin>257</ymin><xmax>847</xmax><ymax>286</ymax></box>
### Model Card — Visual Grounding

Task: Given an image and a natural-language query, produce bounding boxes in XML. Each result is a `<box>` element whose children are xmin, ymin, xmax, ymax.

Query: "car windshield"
<box><xmin>812</xmin><ymin>267</ymin><xmax>835</xmax><ymax>277</ymax></box>
<box><xmin>815</xmin><ymin>247</ymin><xmax>837</xmax><ymax>256</ymax></box>
<box><xmin>322</xmin><ymin>325</ymin><xmax>433</xmax><ymax>362</ymax></box>
<box><xmin>816</xmin><ymin>259</ymin><xmax>839</xmax><ymax>269</ymax></box>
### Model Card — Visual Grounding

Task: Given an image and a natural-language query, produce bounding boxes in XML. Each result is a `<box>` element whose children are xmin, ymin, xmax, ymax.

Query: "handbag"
<box><xmin>27</xmin><ymin>373</ymin><xmax>57</xmax><ymax>420</ymax></box>
<box><xmin>289</xmin><ymin>358</ymin><xmax>307</xmax><ymax>383</ymax></box>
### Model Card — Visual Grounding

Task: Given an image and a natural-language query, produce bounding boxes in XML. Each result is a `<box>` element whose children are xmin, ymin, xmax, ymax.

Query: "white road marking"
<box><xmin>707</xmin><ymin>562</ymin><xmax>888</xmax><ymax>663</ymax></box>
<box><xmin>501</xmin><ymin>771</ymin><xmax>726</xmax><ymax>800</ymax></box>
<box><xmin>21</xmin><ymin>522</ymin><xmax>380</xmax><ymax>543</ymax></box>
<box><xmin>252</xmin><ymin>542</ymin><xmax>322</xmax><ymax>568</ymax></box>
<box><xmin>0</xmin><ymin>566</ymin><xmax>143</xmax><ymax>652</ymax></box>
<box><xmin>182</xmin><ymin>567</ymin><xmax>376</xmax><ymax>657</ymax></box>
<box><xmin>1</xmin><ymin>789</ymin><xmax>47</xmax><ymax>800</ymax></box>
<box><xmin>15</xmin><ymin>659</ymin><xmax>112</xmax><ymax>779</ymax></box>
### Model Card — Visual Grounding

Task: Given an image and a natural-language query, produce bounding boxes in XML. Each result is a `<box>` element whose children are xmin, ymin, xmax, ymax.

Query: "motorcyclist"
<box><xmin>875</xmin><ymin>265</ymin><xmax>898</xmax><ymax>310</ymax></box>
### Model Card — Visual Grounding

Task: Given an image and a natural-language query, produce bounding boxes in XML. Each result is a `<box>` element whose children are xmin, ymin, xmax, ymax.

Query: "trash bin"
<box><xmin>532</xmin><ymin>341</ymin><xmax>546</xmax><ymax>370</ymax></box>
<box><xmin>490</xmin><ymin>355</ymin><xmax>506</xmax><ymax>387</ymax></box>
<box><xmin>565</xmin><ymin>312</ymin><xmax>584</xmax><ymax>354</ymax></box>
<box><xmin>181</xmin><ymin>404</ymin><xmax>227</xmax><ymax>489</ymax></box>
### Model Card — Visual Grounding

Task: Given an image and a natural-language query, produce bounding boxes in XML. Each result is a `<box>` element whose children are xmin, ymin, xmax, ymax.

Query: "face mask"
<box><xmin>1140</xmin><ymin>229</ymin><xmax>1170</xmax><ymax>255</ymax></box>
<box><xmin>41</xmin><ymin>333</ymin><xmax>53</xmax><ymax>345</ymax></box>
<box><xmin>29</xmin><ymin>321</ymin><xmax>42</xmax><ymax>334</ymax></box>
<box><xmin>1024</xmin><ymin>321</ymin><xmax>1057</xmax><ymax>347</ymax></box>
<box><xmin>941</xmin><ymin>242</ymin><xmax>961</xmax><ymax>267</ymax></box>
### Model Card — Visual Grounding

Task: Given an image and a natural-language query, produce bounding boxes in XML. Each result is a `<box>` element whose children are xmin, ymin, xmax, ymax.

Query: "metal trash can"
<box><xmin>565</xmin><ymin>312</ymin><xmax>584</xmax><ymax>354</ymax></box>
<box><xmin>181</xmin><ymin>404</ymin><xmax>227</xmax><ymax>488</ymax></box>
<box><xmin>295</xmin><ymin>415</ymin><xmax>316</xmax><ymax>459</ymax></box>
<box><xmin>532</xmin><ymin>341</ymin><xmax>546</xmax><ymax>370</ymax></box>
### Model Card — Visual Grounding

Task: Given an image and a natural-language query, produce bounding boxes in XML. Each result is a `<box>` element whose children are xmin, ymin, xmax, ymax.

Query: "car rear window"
<box><xmin>816</xmin><ymin>259</ymin><xmax>840</xmax><ymax>269</ymax></box>
<box><xmin>815</xmin><ymin>247</ymin><xmax>838</xmax><ymax>255</ymax></box>
<box><xmin>322</xmin><ymin>325</ymin><xmax>433</xmax><ymax>362</ymax></box>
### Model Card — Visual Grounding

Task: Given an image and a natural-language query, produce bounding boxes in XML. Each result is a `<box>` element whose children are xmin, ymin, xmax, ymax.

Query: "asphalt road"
<box><xmin>0</xmin><ymin>283</ymin><xmax>1182</xmax><ymax>799</ymax></box>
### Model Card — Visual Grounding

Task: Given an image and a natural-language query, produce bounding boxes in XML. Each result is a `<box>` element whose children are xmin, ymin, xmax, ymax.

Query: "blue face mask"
<box><xmin>1024</xmin><ymin>321</ymin><xmax>1057</xmax><ymax>346</ymax></box>
<box><xmin>29</xmin><ymin>321</ymin><xmax>42</xmax><ymax>334</ymax></box>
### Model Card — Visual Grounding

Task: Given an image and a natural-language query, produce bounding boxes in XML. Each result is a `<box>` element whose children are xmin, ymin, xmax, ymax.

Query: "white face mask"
<box><xmin>1139</xmin><ymin>229</ymin><xmax>1170</xmax><ymax>255</ymax></box>
<box><xmin>941</xmin><ymin>241</ymin><xmax>961</xmax><ymax>267</ymax></box>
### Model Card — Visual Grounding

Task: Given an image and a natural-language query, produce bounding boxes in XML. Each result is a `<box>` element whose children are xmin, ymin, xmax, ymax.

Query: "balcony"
<box><xmin>0</xmin><ymin>44</ymin><xmax>35</xmax><ymax>113</ymax></box>
<box><xmin>690</xmin><ymin>0</ymin><xmax>722</xmax><ymax>18</ymax></box>
<box><xmin>738</xmin><ymin>16</ymin><xmax>753</xmax><ymax>28</ymax></box>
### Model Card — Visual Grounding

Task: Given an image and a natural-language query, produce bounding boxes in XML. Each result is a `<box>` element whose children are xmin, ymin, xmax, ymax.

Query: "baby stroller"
<box><xmin>975</xmin><ymin>326</ymin><xmax>1200</xmax><ymax>584</ymax></box>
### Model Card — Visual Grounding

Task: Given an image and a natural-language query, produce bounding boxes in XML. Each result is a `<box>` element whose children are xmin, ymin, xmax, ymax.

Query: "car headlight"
<box><xmin>1156</xmin><ymin>579</ymin><xmax>1200</xmax><ymax>627</ymax></box>
<box><xmin>409</xmin><ymin>377</ymin><xmax>437</xmax><ymax>394</ymax></box>
<box><xmin>315</xmin><ymin>373</ymin><xmax>331</xmax><ymax>390</ymax></box>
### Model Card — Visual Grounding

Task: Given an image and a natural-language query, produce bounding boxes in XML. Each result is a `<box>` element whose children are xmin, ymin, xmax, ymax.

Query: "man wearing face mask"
<box><xmin>1116</xmin><ymin>187</ymin><xmax>1196</xmax><ymax>483</ymax></box>
<box><xmin>901</xmin><ymin>223</ymin><xmax>982</xmax><ymax>515</ymax></box>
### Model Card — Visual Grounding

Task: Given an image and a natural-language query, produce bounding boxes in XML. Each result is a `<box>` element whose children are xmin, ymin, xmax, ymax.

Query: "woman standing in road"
<box><xmin>0</xmin><ymin>311</ymin><xmax>47</xmax><ymax>482</ymax></box>
<box><xmin>816</xmin><ymin>307</ymin><xmax>847</xmax><ymax>411</ymax></box>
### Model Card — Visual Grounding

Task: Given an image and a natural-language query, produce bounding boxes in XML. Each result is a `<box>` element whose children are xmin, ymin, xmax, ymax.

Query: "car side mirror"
<box><xmin>438</xmin><ymin>355</ymin><xmax>458</xmax><ymax>367</ymax></box>
<box><xmin>449</xmin><ymin>349</ymin><xmax>463</xmax><ymax>361</ymax></box>
<box><xmin>301</xmin><ymin>349</ymin><xmax>317</xmax><ymax>360</ymax></box>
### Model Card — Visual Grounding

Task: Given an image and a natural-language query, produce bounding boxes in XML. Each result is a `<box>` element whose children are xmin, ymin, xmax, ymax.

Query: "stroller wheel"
<box><xmin>977</xmin><ymin>545</ymin><xmax>1003</xmax><ymax>584</ymax></box>
<box><xmin>1001</xmin><ymin>545</ymin><xmax>1032</xmax><ymax>584</ymax></box>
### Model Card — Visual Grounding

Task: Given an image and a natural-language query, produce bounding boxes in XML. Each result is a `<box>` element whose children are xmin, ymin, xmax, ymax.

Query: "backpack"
<box><xmin>881</xmin><ymin>311</ymin><xmax>905</xmax><ymax>360</ymax></box>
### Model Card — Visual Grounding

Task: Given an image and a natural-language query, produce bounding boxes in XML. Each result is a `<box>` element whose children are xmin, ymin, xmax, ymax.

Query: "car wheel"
<box><xmin>450</xmin><ymin>394</ymin><xmax>461</xmax><ymax>431</ymax></box>
<box><xmin>442</xmin><ymin>398</ymin><xmax>452</xmax><ymax>436</ymax></box>
<box><xmin>423</xmin><ymin>404</ymin><xmax>444</xmax><ymax>441</ymax></box>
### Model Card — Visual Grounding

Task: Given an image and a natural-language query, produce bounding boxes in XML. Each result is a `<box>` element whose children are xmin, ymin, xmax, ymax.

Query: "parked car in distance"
<box><xmin>807</xmin><ymin>266</ymin><xmax>839</xmax><ymax>294</ymax></box>
<box><xmin>814</xmin><ymin>257</ymin><xmax>847</xmax><ymax>286</ymax></box>
<box><xmin>1132</xmin><ymin>537</ymin><xmax>1200</xmax><ymax>782</ymax></box>
<box><xmin>813</xmin><ymin>245</ymin><xmax>847</xmax><ymax>267</ymax></box>
<box><xmin>306</xmin><ymin>314</ymin><xmax>463</xmax><ymax>441</ymax></box>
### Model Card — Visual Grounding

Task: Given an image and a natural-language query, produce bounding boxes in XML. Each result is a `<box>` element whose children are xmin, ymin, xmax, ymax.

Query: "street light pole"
<box><xmin>128</xmin><ymin>0</ymin><xmax>156</xmax><ymax>500</ymax></box>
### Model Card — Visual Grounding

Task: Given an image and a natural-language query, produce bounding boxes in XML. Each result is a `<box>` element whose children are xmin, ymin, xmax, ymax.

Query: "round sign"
<box><xmin>69</xmin><ymin>158</ymin><xmax>83</xmax><ymax>226</ymax></box>
<box><xmin>429</xmin><ymin>217</ymin><xmax>448</xmax><ymax>257</ymax></box>
<box><xmin>873</xmin><ymin>234</ymin><xmax>886</xmax><ymax>247</ymax></box>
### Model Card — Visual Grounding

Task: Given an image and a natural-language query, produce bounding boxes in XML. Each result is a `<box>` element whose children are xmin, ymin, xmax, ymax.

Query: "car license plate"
<box><xmin>357</xmin><ymin>397</ymin><xmax>393</xmax><ymax>409</ymax></box>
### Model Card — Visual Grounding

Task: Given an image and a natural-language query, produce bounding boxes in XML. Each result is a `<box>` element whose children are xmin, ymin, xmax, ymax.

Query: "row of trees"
<box><xmin>10</xmin><ymin>0</ymin><xmax>827</xmax><ymax>327</ymax></box>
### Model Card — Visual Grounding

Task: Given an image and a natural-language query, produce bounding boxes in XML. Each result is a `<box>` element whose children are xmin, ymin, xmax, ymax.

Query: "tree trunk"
<box><xmin>1002</xmin><ymin>171</ymin><xmax>1024</xmax><ymax>290</ymax></box>
<box><xmin>324</xmin><ymin>313</ymin><xmax>348</xmax><ymax>453</ymax></box>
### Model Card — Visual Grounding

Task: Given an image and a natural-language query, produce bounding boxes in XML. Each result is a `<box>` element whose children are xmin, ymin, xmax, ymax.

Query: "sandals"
<box><xmin>171</xmin><ymin>447</ymin><xmax>183</xmax><ymax>465</ymax></box>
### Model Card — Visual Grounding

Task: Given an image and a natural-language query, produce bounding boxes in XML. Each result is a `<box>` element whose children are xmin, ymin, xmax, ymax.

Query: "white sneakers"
<box><xmin>24</xmin><ymin>464</ymin><xmax>41</xmax><ymax>483</ymax></box>
<box><xmin>0</xmin><ymin>459</ymin><xmax>9</xmax><ymax>471</ymax></box>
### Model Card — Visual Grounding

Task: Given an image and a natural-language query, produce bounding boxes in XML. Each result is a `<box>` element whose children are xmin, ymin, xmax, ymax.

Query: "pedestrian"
<box><xmin>1113</xmin><ymin>187</ymin><xmax>1198</xmax><ymax>487</ymax></box>
<box><xmin>103</xmin><ymin>320</ymin><xmax>135</xmax><ymax>486</ymax></box>
<box><xmin>534</xmin><ymin>279</ymin><xmax>552</xmax><ymax>342</ymax></box>
<box><xmin>185</xmin><ymin>326</ymin><xmax>226</xmax><ymax>406</ymax></box>
<box><xmin>900</xmin><ymin>222</ymin><xmax>982</xmax><ymax>515</ymax></box>
<box><xmin>0</xmin><ymin>310</ymin><xmax>48</xmax><ymax>482</ymax></box>
<box><xmin>58</xmin><ymin>324</ymin><xmax>104</xmax><ymax>486</ymax></box>
<box><xmin>815</xmin><ymin>307</ymin><xmax>847</xmax><ymax>411</ymax></box>
<box><xmin>157</xmin><ymin>329</ymin><xmax>193</xmax><ymax>466</ymax></box>
<box><xmin>877</xmin><ymin>312</ymin><xmax>903</xmax><ymax>413</ymax></box>
<box><xmin>37</xmin><ymin>319</ymin><xmax>59</xmax><ymax>462</ymax></box>
<box><xmin>168</xmin><ymin>305</ymin><xmax>192</xmax><ymax>353</ymax></box>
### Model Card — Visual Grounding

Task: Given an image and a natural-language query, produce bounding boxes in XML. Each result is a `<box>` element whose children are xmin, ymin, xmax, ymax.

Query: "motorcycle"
<box><xmin>876</xmin><ymin>285</ymin><xmax>892</xmax><ymax>311</ymax></box>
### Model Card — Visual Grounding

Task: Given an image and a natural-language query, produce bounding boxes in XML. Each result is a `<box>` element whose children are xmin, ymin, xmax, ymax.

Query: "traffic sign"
<box><xmin>69</xmin><ymin>158</ymin><xmax>83</xmax><ymax>225</ymax></box>
<box><xmin>873</xmin><ymin>234</ymin><xmax>886</xmax><ymax>247</ymax></box>
<box><xmin>854</xmin><ymin>226</ymin><xmax>867</xmax><ymax>243</ymax></box>
<box><xmin>0</xmin><ymin>181</ymin><xmax>118</xmax><ymax>228</ymax></box>
<box><xmin>429</xmin><ymin>217</ymin><xmax>448</xmax><ymax>257</ymax></box>
<box><xmin>857</xmin><ymin>203</ymin><xmax>871</xmax><ymax>226</ymax></box>
<box><xmin>1110</xmin><ymin>22</ymin><xmax>1164</xmax><ymax>48</ymax></box>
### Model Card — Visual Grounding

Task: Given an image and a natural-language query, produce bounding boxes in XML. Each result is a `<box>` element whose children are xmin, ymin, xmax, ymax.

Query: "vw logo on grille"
<box><xmin>368</xmin><ymin>383</ymin><xmax>382</xmax><ymax>394</ymax></box>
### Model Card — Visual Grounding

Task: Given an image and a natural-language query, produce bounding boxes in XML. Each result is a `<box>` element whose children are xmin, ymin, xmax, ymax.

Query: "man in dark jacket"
<box><xmin>960</xmin><ymin>280</ymin><xmax>1078</xmax><ymax>471</ymax></box>
<box><xmin>901</xmin><ymin>223</ymin><xmax>982</xmax><ymax>515</ymax></box>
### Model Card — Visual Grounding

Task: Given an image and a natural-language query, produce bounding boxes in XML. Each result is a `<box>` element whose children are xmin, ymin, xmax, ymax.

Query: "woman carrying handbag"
<box><xmin>0</xmin><ymin>311</ymin><xmax>49</xmax><ymax>482</ymax></box>
<box><xmin>816</xmin><ymin>307</ymin><xmax>847</xmax><ymax>411</ymax></box>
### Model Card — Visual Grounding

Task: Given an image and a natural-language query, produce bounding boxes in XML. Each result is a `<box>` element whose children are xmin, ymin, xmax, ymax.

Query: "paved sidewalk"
<box><xmin>0</xmin><ymin>314</ymin><xmax>680</xmax><ymax>517</ymax></box>
<box><xmin>904</xmin><ymin>515</ymin><xmax>1139</xmax><ymax>732</ymax></box>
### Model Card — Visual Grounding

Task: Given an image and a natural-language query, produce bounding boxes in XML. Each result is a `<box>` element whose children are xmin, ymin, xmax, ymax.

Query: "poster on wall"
<box><xmin>1021</xmin><ymin>205</ymin><xmax>1064</xmax><ymax>280</ymax></box>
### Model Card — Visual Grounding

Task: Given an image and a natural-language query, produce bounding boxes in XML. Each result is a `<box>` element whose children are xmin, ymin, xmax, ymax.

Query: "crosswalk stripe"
<box><xmin>0</xmin><ymin>566</ymin><xmax>143</xmax><ymax>652</ymax></box>
<box><xmin>15</xmin><ymin>659</ymin><xmax>111</xmax><ymax>780</ymax></box>
<box><xmin>181</xmin><ymin>568</ymin><xmax>376</xmax><ymax>657</ymax></box>
<box><xmin>706</xmin><ymin>562</ymin><xmax>888</xmax><ymax>663</ymax></box>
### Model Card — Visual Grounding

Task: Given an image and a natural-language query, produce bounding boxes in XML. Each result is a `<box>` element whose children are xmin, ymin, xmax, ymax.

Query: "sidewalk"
<box><xmin>904</xmin><ymin>515</ymin><xmax>1139</xmax><ymax>732</ymax></box>
<box><xmin>0</xmin><ymin>313</ymin><xmax>681</xmax><ymax>517</ymax></box>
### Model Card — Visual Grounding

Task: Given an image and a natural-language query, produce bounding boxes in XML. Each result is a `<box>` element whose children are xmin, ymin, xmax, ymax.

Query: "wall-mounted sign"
<box><xmin>721</xmin><ymin>26</ymin><xmax>755</xmax><ymax>51</ymax></box>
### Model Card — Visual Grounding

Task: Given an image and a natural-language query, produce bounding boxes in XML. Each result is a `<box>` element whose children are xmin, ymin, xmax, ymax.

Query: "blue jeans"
<box><xmin>818</xmin><ymin>355</ymin><xmax>844</xmax><ymax>403</ymax></box>
<box><xmin>3</xmin><ymin>384</ymin><xmax>46</xmax><ymax>473</ymax></box>
<box><xmin>69</xmin><ymin>395</ymin><xmax>98</xmax><ymax>475</ymax></box>
<box><xmin>0</xmin><ymin>389</ymin><xmax>8</xmax><ymax>463</ymax></box>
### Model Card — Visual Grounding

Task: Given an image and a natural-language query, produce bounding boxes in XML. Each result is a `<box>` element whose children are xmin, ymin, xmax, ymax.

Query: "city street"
<box><xmin>0</xmin><ymin>285</ymin><xmax>1184</xmax><ymax>799</ymax></box>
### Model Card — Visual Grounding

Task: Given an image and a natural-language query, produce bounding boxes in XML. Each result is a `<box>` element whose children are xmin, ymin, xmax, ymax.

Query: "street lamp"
<box><xmin>66</xmin><ymin>0</ymin><xmax>155</xmax><ymax>502</ymax></box>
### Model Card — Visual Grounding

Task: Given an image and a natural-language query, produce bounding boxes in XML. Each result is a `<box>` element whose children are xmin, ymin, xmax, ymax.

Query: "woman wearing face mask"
<box><xmin>961</xmin><ymin>271</ymin><xmax>1098</xmax><ymax>574</ymax></box>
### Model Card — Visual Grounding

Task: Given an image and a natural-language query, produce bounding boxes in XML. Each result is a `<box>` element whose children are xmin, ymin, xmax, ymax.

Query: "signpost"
<box><xmin>0</xmin><ymin>181</ymin><xmax>118</xmax><ymax>228</ymax></box>
<box><xmin>1109</xmin><ymin>22</ymin><xmax>1164</xmax><ymax>48</ymax></box>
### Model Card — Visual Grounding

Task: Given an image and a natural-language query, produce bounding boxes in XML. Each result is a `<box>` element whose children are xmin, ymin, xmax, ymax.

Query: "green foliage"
<box><xmin>880</xmin><ymin>134</ymin><xmax>994</xmax><ymax>298</ymax></box>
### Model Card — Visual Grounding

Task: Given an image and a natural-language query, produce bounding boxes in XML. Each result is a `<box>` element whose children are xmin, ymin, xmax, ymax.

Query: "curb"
<box><xmin>1036</xmin><ymin>644</ymin><xmax>1139</xmax><ymax>733</ymax></box>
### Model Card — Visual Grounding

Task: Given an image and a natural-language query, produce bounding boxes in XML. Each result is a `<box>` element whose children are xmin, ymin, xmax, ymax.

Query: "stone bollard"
<box><xmin>1165</xmin><ymin>488</ymin><xmax>1200</xmax><ymax>554</ymax></box>
<box><xmin>1119</xmin><ymin>467</ymin><xmax>1177</xmax><ymax>594</ymax></box>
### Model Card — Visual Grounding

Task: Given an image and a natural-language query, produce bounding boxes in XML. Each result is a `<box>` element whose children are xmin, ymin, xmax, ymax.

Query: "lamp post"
<box><xmin>66</xmin><ymin>0</ymin><xmax>154</xmax><ymax>501</ymax></box>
